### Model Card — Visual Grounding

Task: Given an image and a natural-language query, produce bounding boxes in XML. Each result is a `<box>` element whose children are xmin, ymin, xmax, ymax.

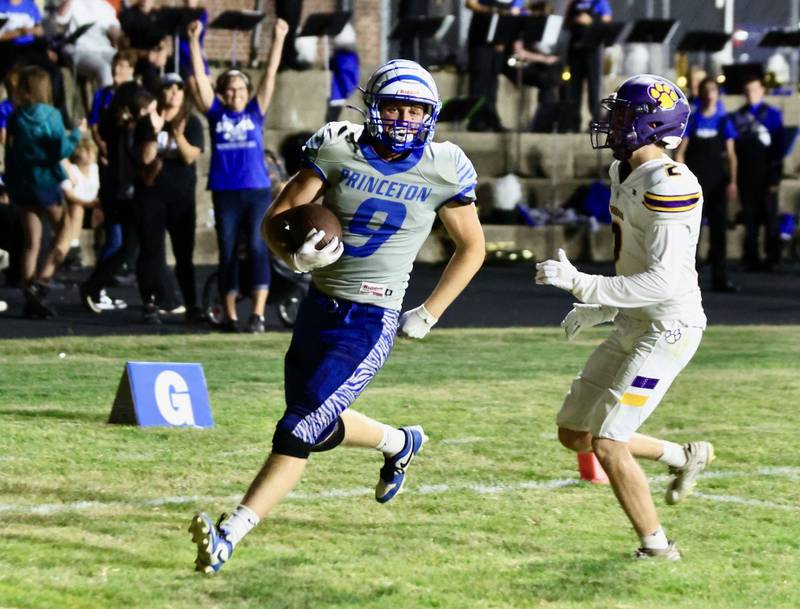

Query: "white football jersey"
<box><xmin>303</xmin><ymin>121</ymin><xmax>477</xmax><ymax>310</ymax></box>
<box><xmin>572</xmin><ymin>154</ymin><xmax>707</xmax><ymax>328</ymax></box>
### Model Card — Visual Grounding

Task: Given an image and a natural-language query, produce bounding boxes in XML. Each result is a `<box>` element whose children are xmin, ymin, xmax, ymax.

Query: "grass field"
<box><xmin>1</xmin><ymin>326</ymin><xmax>799</xmax><ymax>609</ymax></box>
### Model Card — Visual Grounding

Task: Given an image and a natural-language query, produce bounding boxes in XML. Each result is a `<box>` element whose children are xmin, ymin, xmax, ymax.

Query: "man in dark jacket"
<box><xmin>730</xmin><ymin>75</ymin><xmax>785</xmax><ymax>270</ymax></box>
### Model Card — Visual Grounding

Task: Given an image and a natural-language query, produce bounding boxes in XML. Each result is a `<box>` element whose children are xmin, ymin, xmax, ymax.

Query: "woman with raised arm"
<box><xmin>187</xmin><ymin>17</ymin><xmax>288</xmax><ymax>333</ymax></box>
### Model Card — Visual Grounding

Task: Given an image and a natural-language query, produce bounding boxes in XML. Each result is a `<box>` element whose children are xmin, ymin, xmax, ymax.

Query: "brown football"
<box><xmin>268</xmin><ymin>204</ymin><xmax>343</xmax><ymax>251</ymax></box>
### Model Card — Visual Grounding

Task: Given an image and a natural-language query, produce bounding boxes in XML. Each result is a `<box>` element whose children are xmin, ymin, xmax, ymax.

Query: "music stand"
<box><xmin>298</xmin><ymin>12</ymin><xmax>351</xmax><ymax>73</ymax></box>
<box><xmin>623</xmin><ymin>19</ymin><xmax>678</xmax><ymax>75</ymax></box>
<box><xmin>157</xmin><ymin>7</ymin><xmax>205</xmax><ymax>72</ymax></box>
<box><xmin>721</xmin><ymin>63</ymin><xmax>764</xmax><ymax>95</ymax></box>
<box><xmin>580</xmin><ymin>21</ymin><xmax>626</xmax><ymax>48</ymax></box>
<box><xmin>389</xmin><ymin>16</ymin><xmax>452</xmax><ymax>65</ymax></box>
<box><xmin>209</xmin><ymin>10</ymin><xmax>265</xmax><ymax>66</ymax></box>
<box><xmin>759</xmin><ymin>30</ymin><xmax>800</xmax><ymax>48</ymax></box>
<box><xmin>676</xmin><ymin>30</ymin><xmax>730</xmax><ymax>77</ymax></box>
<box><xmin>623</xmin><ymin>19</ymin><xmax>678</xmax><ymax>44</ymax></box>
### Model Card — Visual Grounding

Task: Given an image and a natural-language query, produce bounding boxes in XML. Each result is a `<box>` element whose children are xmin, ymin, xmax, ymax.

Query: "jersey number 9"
<box><xmin>344</xmin><ymin>197</ymin><xmax>407</xmax><ymax>258</ymax></box>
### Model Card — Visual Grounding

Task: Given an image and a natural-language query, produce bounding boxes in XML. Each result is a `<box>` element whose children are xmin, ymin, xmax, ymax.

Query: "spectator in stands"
<box><xmin>89</xmin><ymin>50</ymin><xmax>137</xmax><ymax>165</ymax></box>
<box><xmin>675</xmin><ymin>77</ymin><xmax>738</xmax><ymax>292</ymax></box>
<box><xmin>55</xmin><ymin>0</ymin><xmax>121</xmax><ymax>88</ymax></box>
<box><xmin>729</xmin><ymin>74</ymin><xmax>784</xmax><ymax>271</ymax></box>
<box><xmin>187</xmin><ymin>17</ymin><xmax>288</xmax><ymax>333</ymax></box>
<box><xmin>465</xmin><ymin>0</ymin><xmax>523</xmax><ymax>132</ymax></box>
<box><xmin>0</xmin><ymin>0</ymin><xmax>70</xmax><ymax>124</ymax></box>
<box><xmin>132</xmin><ymin>73</ymin><xmax>204</xmax><ymax>324</ymax></box>
<box><xmin>137</xmin><ymin>34</ymin><xmax>172</xmax><ymax>95</ymax></box>
<box><xmin>5</xmin><ymin>66</ymin><xmax>81</xmax><ymax>318</ymax></box>
<box><xmin>503</xmin><ymin>0</ymin><xmax>562</xmax><ymax>132</ymax></box>
<box><xmin>80</xmin><ymin>82</ymin><xmax>154</xmax><ymax>314</ymax></box>
<box><xmin>61</xmin><ymin>136</ymin><xmax>100</xmax><ymax>272</ymax></box>
<box><xmin>564</xmin><ymin>0</ymin><xmax>612</xmax><ymax>132</ymax></box>
<box><xmin>119</xmin><ymin>0</ymin><xmax>163</xmax><ymax>51</ymax></box>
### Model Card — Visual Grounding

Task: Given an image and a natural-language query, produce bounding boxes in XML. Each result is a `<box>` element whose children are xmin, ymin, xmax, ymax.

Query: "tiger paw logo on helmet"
<box><xmin>648</xmin><ymin>82</ymin><xmax>680</xmax><ymax>110</ymax></box>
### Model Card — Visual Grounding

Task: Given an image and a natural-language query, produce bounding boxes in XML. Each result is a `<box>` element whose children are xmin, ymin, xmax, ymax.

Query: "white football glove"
<box><xmin>289</xmin><ymin>229</ymin><xmax>344</xmax><ymax>273</ymax></box>
<box><xmin>561</xmin><ymin>303</ymin><xmax>618</xmax><ymax>341</ymax></box>
<box><xmin>399</xmin><ymin>304</ymin><xmax>438</xmax><ymax>339</ymax></box>
<box><xmin>535</xmin><ymin>248</ymin><xmax>579</xmax><ymax>292</ymax></box>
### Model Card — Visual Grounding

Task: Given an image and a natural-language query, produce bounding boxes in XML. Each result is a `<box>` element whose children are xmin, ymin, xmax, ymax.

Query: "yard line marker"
<box><xmin>0</xmin><ymin>466</ymin><xmax>798</xmax><ymax>516</ymax></box>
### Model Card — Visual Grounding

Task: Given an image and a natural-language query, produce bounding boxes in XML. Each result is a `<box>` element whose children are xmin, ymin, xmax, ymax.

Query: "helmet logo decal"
<box><xmin>648</xmin><ymin>82</ymin><xmax>680</xmax><ymax>110</ymax></box>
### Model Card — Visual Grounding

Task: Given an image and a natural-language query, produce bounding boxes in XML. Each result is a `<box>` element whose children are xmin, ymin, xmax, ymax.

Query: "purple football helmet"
<box><xmin>590</xmin><ymin>74</ymin><xmax>690</xmax><ymax>160</ymax></box>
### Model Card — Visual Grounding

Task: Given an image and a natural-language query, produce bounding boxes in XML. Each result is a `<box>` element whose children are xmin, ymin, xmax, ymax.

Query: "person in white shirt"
<box><xmin>61</xmin><ymin>136</ymin><xmax>99</xmax><ymax>270</ymax></box>
<box><xmin>55</xmin><ymin>0</ymin><xmax>121</xmax><ymax>87</ymax></box>
<box><xmin>536</xmin><ymin>74</ymin><xmax>715</xmax><ymax>561</ymax></box>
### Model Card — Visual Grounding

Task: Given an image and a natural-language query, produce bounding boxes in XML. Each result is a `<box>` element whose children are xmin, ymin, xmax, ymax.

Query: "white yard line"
<box><xmin>1</xmin><ymin>466</ymin><xmax>798</xmax><ymax>516</ymax></box>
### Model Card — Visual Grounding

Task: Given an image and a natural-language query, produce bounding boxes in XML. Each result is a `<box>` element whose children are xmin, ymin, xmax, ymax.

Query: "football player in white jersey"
<box><xmin>536</xmin><ymin>75</ymin><xmax>715</xmax><ymax>560</ymax></box>
<box><xmin>188</xmin><ymin>60</ymin><xmax>485</xmax><ymax>574</ymax></box>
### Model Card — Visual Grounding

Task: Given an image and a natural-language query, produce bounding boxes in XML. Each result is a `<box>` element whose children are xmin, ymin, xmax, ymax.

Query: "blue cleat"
<box><xmin>188</xmin><ymin>512</ymin><xmax>233</xmax><ymax>574</ymax></box>
<box><xmin>375</xmin><ymin>425</ymin><xmax>428</xmax><ymax>503</ymax></box>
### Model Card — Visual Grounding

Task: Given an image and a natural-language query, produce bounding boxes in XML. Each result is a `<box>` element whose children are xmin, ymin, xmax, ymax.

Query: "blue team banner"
<box><xmin>109</xmin><ymin>362</ymin><xmax>214</xmax><ymax>428</ymax></box>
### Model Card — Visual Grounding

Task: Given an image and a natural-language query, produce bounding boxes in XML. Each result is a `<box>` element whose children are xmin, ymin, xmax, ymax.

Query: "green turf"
<box><xmin>1</xmin><ymin>327</ymin><xmax>798</xmax><ymax>609</ymax></box>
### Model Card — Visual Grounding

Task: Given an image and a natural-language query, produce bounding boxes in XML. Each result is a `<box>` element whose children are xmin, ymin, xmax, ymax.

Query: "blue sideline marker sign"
<box><xmin>109</xmin><ymin>362</ymin><xmax>214</xmax><ymax>428</ymax></box>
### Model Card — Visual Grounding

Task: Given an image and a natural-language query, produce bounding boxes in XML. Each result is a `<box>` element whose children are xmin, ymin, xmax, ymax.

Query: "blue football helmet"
<box><xmin>362</xmin><ymin>59</ymin><xmax>441</xmax><ymax>152</ymax></box>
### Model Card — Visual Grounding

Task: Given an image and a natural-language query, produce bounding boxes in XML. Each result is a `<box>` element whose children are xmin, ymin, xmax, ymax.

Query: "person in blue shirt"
<box><xmin>564</xmin><ymin>0</ymin><xmax>612</xmax><ymax>132</ymax></box>
<box><xmin>676</xmin><ymin>77</ymin><xmax>738</xmax><ymax>292</ymax></box>
<box><xmin>188</xmin><ymin>18</ymin><xmax>288</xmax><ymax>333</ymax></box>
<box><xmin>0</xmin><ymin>0</ymin><xmax>70</xmax><ymax>124</ymax></box>
<box><xmin>728</xmin><ymin>74</ymin><xmax>785</xmax><ymax>271</ymax></box>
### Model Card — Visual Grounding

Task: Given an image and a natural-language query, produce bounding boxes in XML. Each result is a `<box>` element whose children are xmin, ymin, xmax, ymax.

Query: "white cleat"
<box><xmin>665</xmin><ymin>441</ymin><xmax>715</xmax><ymax>505</ymax></box>
<box><xmin>633</xmin><ymin>540</ymin><xmax>681</xmax><ymax>561</ymax></box>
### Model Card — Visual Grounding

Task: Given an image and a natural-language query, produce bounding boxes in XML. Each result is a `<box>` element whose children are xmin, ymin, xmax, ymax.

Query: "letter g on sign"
<box><xmin>154</xmin><ymin>370</ymin><xmax>195</xmax><ymax>426</ymax></box>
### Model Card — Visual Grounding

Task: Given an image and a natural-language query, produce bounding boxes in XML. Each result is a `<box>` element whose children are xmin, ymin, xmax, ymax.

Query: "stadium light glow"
<box><xmin>716</xmin><ymin>74</ymin><xmax>726</xmax><ymax>83</ymax></box>
<box><xmin>562</xmin><ymin>70</ymin><xmax>571</xmax><ymax>81</ymax></box>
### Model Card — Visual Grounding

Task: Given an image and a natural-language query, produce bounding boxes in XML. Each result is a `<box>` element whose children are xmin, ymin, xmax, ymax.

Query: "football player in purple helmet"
<box><xmin>537</xmin><ymin>74</ymin><xmax>714</xmax><ymax>561</ymax></box>
<box><xmin>591</xmin><ymin>73</ymin><xmax>691</xmax><ymax>161</ymax></box>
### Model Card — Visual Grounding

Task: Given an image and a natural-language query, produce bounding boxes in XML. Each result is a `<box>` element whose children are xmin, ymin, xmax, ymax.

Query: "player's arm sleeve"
<box><xmin>437</xmin><ymin>145</ymin><xmax>477</xmax><ymax>209</ymax></box>
<box><xmin>571</xmin><ymin>223</ymin><xmax>690</xmax><ymax>307</ymax></box>
<box><xmin>571</xmin><ymin>176</ymin><xmax>700</xmax><ymax>307</ymax></box>
<box><xmin>301</xmin><ymin>122</ymin><xmax>347</xmax><ymax>184</ymax></box>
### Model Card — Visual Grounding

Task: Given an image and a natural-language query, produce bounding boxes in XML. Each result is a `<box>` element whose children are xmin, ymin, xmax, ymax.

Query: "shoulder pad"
<box><xmin>430</xmin><ymin>141</ymin><xmax>477</xmax><ymax>188</ymax></box>
<box><xmin>305</xmin><ymin>121</ymin><xmax>362</xmax><ymax>152</ymax></box>
<box><xmin>642</xmin><ymin>162</ymin><xmax>701</xmax><ymax>214</ymax></box>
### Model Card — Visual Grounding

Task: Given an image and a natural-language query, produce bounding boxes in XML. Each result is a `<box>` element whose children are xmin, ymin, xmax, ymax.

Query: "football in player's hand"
<box><xmin>267</xmin><ymin>204</ymin><xmax>343</xmax><ymax>251</ymax></box>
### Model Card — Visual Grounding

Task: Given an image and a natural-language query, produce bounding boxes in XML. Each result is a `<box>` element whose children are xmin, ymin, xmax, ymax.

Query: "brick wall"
<box><xmin>164</xmin><ymin>0</ymin><xmax>382</xmax><ymax>68</ymax></box>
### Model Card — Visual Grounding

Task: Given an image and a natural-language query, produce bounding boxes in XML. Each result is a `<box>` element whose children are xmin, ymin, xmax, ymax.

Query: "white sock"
<box><xmin>375</xmin><ymin>426</ymin><xmax>407</xmax><ymax>456</ymax></box>
<box><xmin>658</xmin><ymin>441</ymin><xmax>688</xmax><ymax>468</ymax></box>
<box><xmin>641</xmin><ymin>526</ymin><xmax>669</xmax><ymax>550</ymax></box>
<box><xmin>220</xmin><ymin>504</ymin><xmax>260</xmax><ymax>547</ymax></box>
<box><xmin>69</xmin><ymin>239</ymin><xmax>80</xmax><ymax>248</ymax></box>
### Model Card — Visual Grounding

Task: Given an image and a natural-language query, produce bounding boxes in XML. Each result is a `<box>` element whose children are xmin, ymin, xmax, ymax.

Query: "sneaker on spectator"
<box><xmin>97</xmin><ymin>289</ymin><xmax>128</xmax><ymax>311</ymax></box>
<box><xmin>247</xmin><ymin>314</ymin><xmax>266</xmax><ymax>333</ymax></box>
<box><xmin>158</xmin><ymin>304</ymin><xmax>186</xmax><ymax>316</ymax></box>
<box><xmin>142</xmin><ymin>301</ymin><xmax>161</xmax><ymax>325</ymax></box>
<box><xmin>79</xmin><ymin>283</ymin><xmax>103</xmax><ymax>313</ymax></box>
<box><xmin>185</xmin><ymin>306</ymin><xmax>206</xmax><ymax>324</ymax></box>
<box><xmin>23</xmin><ymin>283</ymin><xmax>56</xmax><ymax>318</ymax></box>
